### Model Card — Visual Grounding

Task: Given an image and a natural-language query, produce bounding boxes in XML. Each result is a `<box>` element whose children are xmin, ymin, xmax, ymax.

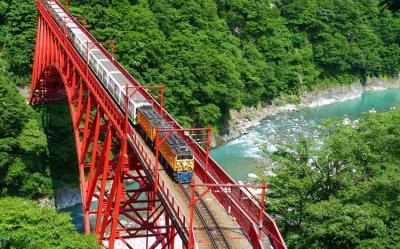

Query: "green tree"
<box><xmin>265</xmin><ymin>110</ymin><xmax>400</xmax><ymax>248</ymax></box>
<box><xmin>0</xmin><ymin>0</ymin><xmax>37</xmax><ymax>83</ymax></box>
<box><xmin>0</xmin><ymin>76</ymin><xmax>51</xmax><ymax>198</ymax></box>
<box><xmin>0</xmin><ymin>197</ymin><xmax>98</xmax><ymax>249</ymax></box>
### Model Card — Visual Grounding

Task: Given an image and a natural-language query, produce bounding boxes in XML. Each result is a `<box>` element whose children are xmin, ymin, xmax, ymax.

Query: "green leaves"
<box><xmin>18</xmin><ymin>119</ymin><xmax>48</xmax><ymax>154</ymax></box>
<box><xmin>1</xmin><ymin>0</ymin><xmax>37</xmax><ymax>83</ymax></box>
<box><xmin>0</xmin><ymin>77</ymin><xmax>29</xmax><ymax>137</ymax></box>
<box><xmin>305</xmin><ymin>200</ymin><xmax>387</xmax><ymax>249</ymax></box>
<box><xmin>0</xmin><ymin>197</ymin><xmax>98</xmax><ymax>248</ymax></box>
<box><xmin>2</xmin><ymin>0</ymin><xmax>399</xmax><ymax>129</ymax></box>
<box><xmin>266</xmin><ymin>110</ymin><xmax>400</xmax><ymax>248</ymax></box>
<box><xmin>0</xmin><ymin>76</ymin><xmax>51</xmax><ymax>198</ymax></box>
<box><xmin>195</xmin><ymin>103</ymin><xmax>221</xmax><ymax>127</ymax></box>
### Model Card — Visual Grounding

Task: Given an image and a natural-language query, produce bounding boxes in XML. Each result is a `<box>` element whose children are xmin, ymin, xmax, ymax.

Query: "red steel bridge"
<box><xmin>29</xmin><ymin>1</ymin><xmax>287</xmax><ymax>248</ymax></box>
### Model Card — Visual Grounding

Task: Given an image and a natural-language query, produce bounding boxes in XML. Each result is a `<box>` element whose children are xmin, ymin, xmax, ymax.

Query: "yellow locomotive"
<box><xmin>136</xmin><ymin>106</ymin><xmax>194</xmax><ymax>183</ymax></box>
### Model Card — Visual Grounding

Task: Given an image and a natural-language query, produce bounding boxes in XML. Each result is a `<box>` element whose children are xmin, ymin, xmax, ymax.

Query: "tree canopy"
<box><xmin>1</xmin><ymin>0</ymin><xmax>399</xmax><ymax>128</ymax></box>
<box><xmin>0</xmin><ymin>75</ymin><xmax>53</xmax><ymax>198</ymax></box>
<box><xmin>0</xmin><ymin>197</ymin><xmax>98</xmax><ymax>248</ymax></box>
<box><xmin>66</xmin><ymin>0</ymin><xmax>400</xmax><ymax>127</ymax></box>
<box><xmin>265</xmin><ymin>110</ymin><xmax>400</xmax><ymax>248</ymax></box>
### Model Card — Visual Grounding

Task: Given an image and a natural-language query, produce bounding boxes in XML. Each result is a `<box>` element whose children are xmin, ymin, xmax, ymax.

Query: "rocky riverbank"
<box><xmin>217</xmin><ymin>76</ymin><xmax>400</xmax><ymax>146</ymax></box>
<box><xmin>37</xmin><ymin>187</ymin><xmax>82</xmax><ymax>210</ymax></box>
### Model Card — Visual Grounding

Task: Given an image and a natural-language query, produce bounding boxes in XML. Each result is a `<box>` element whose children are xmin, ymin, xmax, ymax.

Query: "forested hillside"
<box><xmin>1</xmin><ymin>0</ymin><xmax>400</xmax><ymax>128</ymax></box>
<box><xmin>67</xmin><ymin>0</ymin><xmax>400</xmax><ymax>128</ymax></box>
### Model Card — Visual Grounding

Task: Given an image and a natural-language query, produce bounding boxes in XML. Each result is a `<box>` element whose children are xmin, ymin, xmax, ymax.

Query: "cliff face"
<box><xmin>214</xmin><ymin>76</ymin><xmax>400</xmax><ymax>147</ymax></box>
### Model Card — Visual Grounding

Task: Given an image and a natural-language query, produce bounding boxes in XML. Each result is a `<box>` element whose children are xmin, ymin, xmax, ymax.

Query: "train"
<box><xmin>137</xmin><ymin>107</ymin><xmax>194</xmax><ymax>183</ymax></box>
<box><xmin>43</xmin><ymin>0</ymin><xmax>194</xmax><ymax>183</ymax></box>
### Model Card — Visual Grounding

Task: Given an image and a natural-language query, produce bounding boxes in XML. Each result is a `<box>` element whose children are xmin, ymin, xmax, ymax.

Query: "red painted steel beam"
<box><xmin>30</xmin><ymin>1</ymin><xmax>187</xmax><ymax>248</ymax></box>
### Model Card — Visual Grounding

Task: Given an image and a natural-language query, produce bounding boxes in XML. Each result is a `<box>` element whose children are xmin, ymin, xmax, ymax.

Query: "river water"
<box><xmin>210</xmin><ymin>88</ymin><xmax>400</xmax><ymax>181</ymax></box>
<box><xmin>61</xmin><ymin>88</ymin><xmax>400</xmax><ymax>231</ymax></box>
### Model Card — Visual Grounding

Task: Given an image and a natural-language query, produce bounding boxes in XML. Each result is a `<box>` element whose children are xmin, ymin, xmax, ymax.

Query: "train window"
<box><xmin>120</xmin><ymin>86</ymin><xmax>125</xmax><ymax>96</ymax></box>
<box><xmin>98</xmin><ymin>67</ymin><xmax>105</xmax><ymax>80</ymax></box>
<box><xmin>89</xmin><ymin>57</ymin><xmax>94</xmax><ymax>67</ymax></box>
<box><xmin>177</xmin><ymin>155</ymin><xmax>193</xmax><ymax>160</ymax></box>
<box><xmin>129</xmin><ymin>100</ymin><xmax>135</xmax><ymax>113</ymax></box>
<box><xmin>102</xmin><ymin>70</ymin><xmax>107</xmax><ymax>82</ymax></box>
<box><xmin>121</xmin><ymin>90</ymin><xmax>126</xmax><ymax>102</ymax></box>
<box><xmin>90</xmin><ymin>61</ymin><xmax>96</xmax><ymax>71</ymax></box>
<box><xmin>110</xmin><ymin>78</ymin><xmax>116</xmax><ymax>89</ymax></box>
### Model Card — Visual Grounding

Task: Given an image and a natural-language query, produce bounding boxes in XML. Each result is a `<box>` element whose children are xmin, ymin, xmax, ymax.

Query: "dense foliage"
<box><xmin>0</xmin><ymin>75</ymin><xmax>52</xmax><ymax>198</ymax></box>
<box><xmin>0</xmin><ymin>197</ymin><xmax>98</xmax><ymax>248</ymax></box>
<box><xmin>1</xmin><ymin>0</ymin><xmax>400</xmax><ymax>128</ymax></box>
<box><xmin>0</xmin><ymin>2</ymin><xmax>86</xmax><ymax>245</ymax></box>
<box><xmin>67</xmin><ymin>0</ymin><xmax>400</xmax><ymax>128</ymax></box>
<box><xmin>266</xmin><ymin>110</ymin><xmax>400</xmax><ymax>248</ymax></box>
<box><xmin>0</xmin><ymin>59</ymin><xmax>78</xmax><ymax>198</ymax></box>
<box><xmin>0</xmin><ymin>0</ymin><xmax>37</xmax><ymax>84</ymax></box>
<box><xmin>0</xmin><ymin>77</ymin><xmax>94</xmax><ymax>245</ymax></box>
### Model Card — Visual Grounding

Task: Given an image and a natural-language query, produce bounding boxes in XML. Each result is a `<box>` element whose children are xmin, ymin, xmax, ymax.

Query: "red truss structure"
<box><xmin>29</xmin><ymin>0</ymin><xmax>287</xmax><ymax>249</ymax></box>
<box><xmin>29</xmin><ymin>2</ymin><xmax>187</xmax><ymax>248</ymax></box>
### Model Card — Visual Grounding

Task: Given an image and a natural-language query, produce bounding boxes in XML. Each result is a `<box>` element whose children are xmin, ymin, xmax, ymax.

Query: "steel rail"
<box><xmin>179</xmin><ymin>184</ymin><xmax>232</xmax><ymax>249</ymax></box>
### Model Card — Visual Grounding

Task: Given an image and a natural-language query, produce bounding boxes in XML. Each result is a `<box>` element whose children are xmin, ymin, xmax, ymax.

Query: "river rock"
<box><xmin>38</xmin><ymin>197</ymin><xmax>55</xmax><ymax>209</ymax></box>
<box><xmin>301</xmin><ymin>82</ymin><xmax>363</xmax><ymax>108</ymax></box>
<box><xmin>248</xmin><ymin>173</ymin><xmax>257</xmax><ymax>179</ymax></box>
<box><xmin>56</xmin><ymin>187</ymin><xmax>82</xmax><ymax>210</ymax></box>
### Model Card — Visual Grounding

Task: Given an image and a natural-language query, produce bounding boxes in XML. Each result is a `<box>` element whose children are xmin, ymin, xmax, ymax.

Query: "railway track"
<box><xmin>180</xmin><ymin>184</ymin><xmax>232</xmax><ymax>249</ymax></box>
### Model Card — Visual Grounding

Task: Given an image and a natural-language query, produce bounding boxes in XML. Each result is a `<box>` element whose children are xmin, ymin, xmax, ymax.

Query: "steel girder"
<box><xmin>29</xmin><ymin>5</ymin><xmax>184</xmax><ymax>248</ymax></box>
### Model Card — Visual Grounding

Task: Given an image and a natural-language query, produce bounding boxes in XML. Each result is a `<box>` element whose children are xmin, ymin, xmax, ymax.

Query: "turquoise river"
<box><xmin>211</xmin><ymin>87</ymin><xmax>400</xmax><ymax>181</ymax></box>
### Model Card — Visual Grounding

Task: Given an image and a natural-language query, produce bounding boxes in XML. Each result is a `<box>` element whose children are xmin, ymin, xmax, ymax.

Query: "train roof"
<box><xmin>99</xmin><ymin>60</ymin><xmax>119</xmax><ymax>73</ymax></box>
<box><xmin>139</xmin><ymin>107</ymin><xmax>173</xmax><ymax>129</ymax></box>
<box><xmin>161</xmin><ymin>131</ymin><xmax>192</xmax><ymax>155</ymax></box>
<box><xmin>67</xmin><ymin>22</ymin><xmax>78</xmax><ymax>29</ymax></box>
<box><xmin>138</xmin><ymin>107</ymin><xmax>191</xmax><ymax>155</ymax></box>
<box><xmin>90</xmin><ymin>49</ymin><xmax>108</xmax><ymax>60</ymax></box>
<box><xmin>70</xmin><ymin>26</ymin><xmax>84</xmax><ymax>35</ymax></box>
<box><xmin>75</xmin><ymin>33</ymin><xmax>89</xmax><ymax>44</ymax></box>
<box><xmin>111</xmin><ymin>72</ymin><xmax>130</xmax><ymax>87</ymax></box>
<box><xmin>56</xmin><ymin>12</ymin><xmax>68</xmax><ymax>19</ymax></box>
<box><xmin>54</xmin><ymin>8</ymin><xmax>64</xmax><ymax>13</ymax></box>
<box><xmin>48</xmin><ymin>1</ymin><xmax>59</xmax><ymax>7</ymax></box>
<box><xmin>129</xmin><ymin>90</ymin><xmax>148</xmax><ymax>103</ymax></box>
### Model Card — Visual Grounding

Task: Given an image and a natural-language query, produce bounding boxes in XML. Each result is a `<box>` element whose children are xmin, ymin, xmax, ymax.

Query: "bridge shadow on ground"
<box><xmin>36</xmin><ymin>101</ymin><xmax>83</xmax><ymax>230</ymax></box>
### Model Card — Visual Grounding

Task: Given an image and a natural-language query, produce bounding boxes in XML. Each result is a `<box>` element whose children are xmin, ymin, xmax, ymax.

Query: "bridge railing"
<box><xmin>127</xmin><ymin>131</ymin><xmax>189</xmax><ymax>235</ymax></box>
<box><xmin>44</xmin><ymin>1</ymin><xmax>286</xmax><ymax>248</ymax></box>
<box><xmin>191</xmin><ymin>148</ymin><xmax>286</xmax><ymax>249</ymax></box>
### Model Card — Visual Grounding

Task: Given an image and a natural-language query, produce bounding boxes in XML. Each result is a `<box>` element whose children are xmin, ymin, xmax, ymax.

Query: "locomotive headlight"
<box><xmin>177</xmin><ymin>161</ymin><xmax>184</xmax><ymax>171</ymax></box>
<box><xmin>177</xmin><ymin>160</ymin><xmax>188</xmax><ymax>171</ymax></box>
